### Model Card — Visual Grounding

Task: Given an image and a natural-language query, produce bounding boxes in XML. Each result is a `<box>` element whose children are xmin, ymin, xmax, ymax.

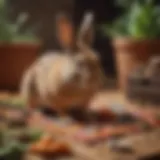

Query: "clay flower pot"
<box><xmin>0</xmin><ymin>43</ymin><xmax>41</xmax><ymax>90</ymax></box>
<box><xmin>112</xmin><ymin>38</ymin><xmax>160</xmax><ymax>90</ymax></box>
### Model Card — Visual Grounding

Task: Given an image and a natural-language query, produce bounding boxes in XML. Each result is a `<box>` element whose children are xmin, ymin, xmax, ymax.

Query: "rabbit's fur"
<box><xmin>20</xmin><ymin>12</ymin><xmax>105</xmax><ymax>115</ymax></box>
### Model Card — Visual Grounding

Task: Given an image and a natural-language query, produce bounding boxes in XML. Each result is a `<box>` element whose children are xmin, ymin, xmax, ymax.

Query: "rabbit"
<box><xmin>20</xmin><ymin>12</ymin><xmax>106</xmax><ymax>116</ymax></box>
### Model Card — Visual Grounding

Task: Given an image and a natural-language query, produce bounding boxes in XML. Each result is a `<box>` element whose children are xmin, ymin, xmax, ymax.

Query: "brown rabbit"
<box><xmin>20</xmin><ymin>12</ymin><xmax>106</xmax><ymax>116</ymax></box>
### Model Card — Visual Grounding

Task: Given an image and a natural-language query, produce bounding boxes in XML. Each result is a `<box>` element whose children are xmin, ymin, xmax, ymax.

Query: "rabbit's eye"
<box><xmin>88</xmin><ymin>61</ymin><xmax>98</xmax><ymax>70</ymax></box>
<box><xmin>77</xmin><ymin>59</ymin><xmax>86</xmax><ymax>68</ymax></box>
<box><xmin>79</xmin><ymin>61</ymin><xmax>86</xmax><ymax>67</ymax></box>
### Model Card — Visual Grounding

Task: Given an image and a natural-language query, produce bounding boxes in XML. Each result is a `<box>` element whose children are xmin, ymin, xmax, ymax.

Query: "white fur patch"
<box><xmin>60</xmin><ymin>58</ymin><xmax>77</xmax><ymax>82</ymax></box>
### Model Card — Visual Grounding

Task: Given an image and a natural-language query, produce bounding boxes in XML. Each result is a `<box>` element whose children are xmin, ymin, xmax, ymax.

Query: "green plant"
<box><xmin>103</xmin><ymin>0</ymin><xmax>160</xmax><ymax>39</ymax></box>
<box><xmin>0</xmin><ymin>0</ymin><xmax>38</xmax><ymax>43</ymax></box>
<box><xmin>0</xmin><ymin>128</ymin><xmax>43</xmax><ymax>159</ymax></box>
<box><xmin>0</xmin><ymin>141</ymin><xmax>26</xmax><ymax>160</ymax></box>
<box><xmin>0</xmin><ymin>97</ymin><xmax>25</xmax><ymax>109</ymax></box>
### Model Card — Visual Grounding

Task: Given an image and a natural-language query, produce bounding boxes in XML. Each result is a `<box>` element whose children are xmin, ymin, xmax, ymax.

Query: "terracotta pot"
<box><xmin>112</xmin><ymin>38</ymin><xmax>160</xmax><ymax>90</ymax></box>
<box><xmin>0</xmin><ymin>43</ymin><xmax>41</xmax><ymax>90</ymax></box>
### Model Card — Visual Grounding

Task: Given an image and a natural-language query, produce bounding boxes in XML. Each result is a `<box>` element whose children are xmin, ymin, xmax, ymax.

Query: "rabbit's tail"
<box><xmin>20</xmin><ymin>68</ymin><xmax>38</xmax><ymax>118</ymax></box>
<box><xmin>20</xmin><ymin>69</ymin><xmax>36</xmax><ymax>102</ymax></box>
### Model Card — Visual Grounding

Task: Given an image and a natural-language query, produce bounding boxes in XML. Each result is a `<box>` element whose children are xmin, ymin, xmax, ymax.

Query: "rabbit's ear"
<box><xmin>56</xmin><ymin>13</ymin><xmax>75</xmax><ymax>51</ymax></box>
<box><xmin>77</xmin><ymin>12</ymin><xmax>95</xmax><ymax>52</ymax></box>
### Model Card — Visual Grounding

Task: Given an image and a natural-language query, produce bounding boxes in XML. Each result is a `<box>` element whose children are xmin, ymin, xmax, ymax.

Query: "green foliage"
<box><xmin>103</xmin><ymin>0</ymin><xmax>160</xmax><ymax>39</ymax></box>
<box><xmin>0</xmin><ymin>141</ymin><xmax>26</xmax><ymax>160</ymax></box>
<box><xmin>26</xmin><ymin>129</ymin><xmax>44</xmax><ymax>142</ymax></box>
<box><xmin>0</xmin><ymin>97</ymin><xmax>25</xmax><ymax>109</ymax></box>
<box><xmin>0</xmin><ymin>128</ymin><xmax>43</xmax><ymax>159</ymax></box>
<box><xmin>0</xmin><ymin>0</ymin><xmax>38</xmax><ymax>43</ymax></box>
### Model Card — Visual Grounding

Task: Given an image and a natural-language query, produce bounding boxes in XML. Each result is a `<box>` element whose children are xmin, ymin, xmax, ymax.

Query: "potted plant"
<box><xmin>0</xmin><ymin>0</ymin><xmax>41</xmax><ymax>90</ymax></box>
<box><xmin>103</xmin><ymin>0</ymin><xmax>160</xmax><ymax>90</ymax></box>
